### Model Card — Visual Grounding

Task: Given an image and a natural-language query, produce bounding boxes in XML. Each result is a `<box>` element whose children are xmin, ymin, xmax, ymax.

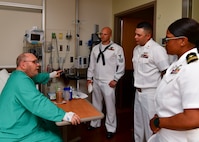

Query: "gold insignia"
<box><xmin>186</xmin><ymin>52</ymin><xmax>198</xmax><ymax>64</ymax></box>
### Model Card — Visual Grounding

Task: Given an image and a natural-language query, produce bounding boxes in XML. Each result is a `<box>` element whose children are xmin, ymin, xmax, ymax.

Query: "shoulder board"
<box><xmin>186</xmin><ymin>52</ymin><xmax>198</xmax><ymax>64</ymax></box>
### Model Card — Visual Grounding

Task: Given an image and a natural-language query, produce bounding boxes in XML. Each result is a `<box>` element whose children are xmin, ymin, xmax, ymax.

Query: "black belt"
<box><xmin>136</xmin><ymin>88</ymin><xmax>156</xmax><ymax>93</ymax></box>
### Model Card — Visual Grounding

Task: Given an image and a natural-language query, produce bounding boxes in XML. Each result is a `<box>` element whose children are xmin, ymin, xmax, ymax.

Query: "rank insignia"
<box><xmin>186</xmin><ymin>52</ymin><xmax>198</xmax><ymax>64</ymax></box>
<box><xmin>109</xmin><ymin>47</ymin><xmax>114</xmax><ymax>50</ymax></box>
<box><xmin>141</xmin><ymin>52</ymin><xmax>149</xmax><ymax>58</ymax></box>
<box><xmin>171</xmin><ymin>65</ymin><xmax>182</xmax><ymax>74</ymax></box>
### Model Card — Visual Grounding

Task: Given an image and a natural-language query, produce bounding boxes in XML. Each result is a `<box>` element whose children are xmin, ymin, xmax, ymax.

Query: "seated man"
<box><xmin>0</xmin><ymin>53</ymin><xmax>80</xmax><ymax>142</ymax></box>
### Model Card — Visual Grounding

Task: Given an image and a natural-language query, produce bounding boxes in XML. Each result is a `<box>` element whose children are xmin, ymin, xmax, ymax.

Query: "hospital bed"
<box><xmin>0</xmin><ymin>67</ymin><xmax>15</xmax><ymax>94</ymax></box>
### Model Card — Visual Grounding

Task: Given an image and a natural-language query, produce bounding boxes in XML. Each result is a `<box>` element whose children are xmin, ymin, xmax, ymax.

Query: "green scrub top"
<box><xmin>0</xmin><ymin>70</ymin><xmax>65</xmax><ymax>142</ymax></box>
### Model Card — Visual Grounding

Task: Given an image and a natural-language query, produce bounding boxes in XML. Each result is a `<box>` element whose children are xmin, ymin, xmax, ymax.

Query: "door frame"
<box><xmin>113</xmin><ymin>1</ymin><xmax>156</xmax><ymax>70</ymax></box>
<box><xmin>113</xmin><ymin>2</ymin><xmax>156</xmax><ymax>108</ymax></box>
<box><xmin>113</xmin><ymin>1</ymin><xmax>156</xmax><ymax>45</ymax></box>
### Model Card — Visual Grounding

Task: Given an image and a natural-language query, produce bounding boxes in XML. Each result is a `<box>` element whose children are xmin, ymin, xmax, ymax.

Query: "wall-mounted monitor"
<box><xmin>25</xmin><ymin>27</ymin><xmax>44</xmax><ymax>44</ymax></box>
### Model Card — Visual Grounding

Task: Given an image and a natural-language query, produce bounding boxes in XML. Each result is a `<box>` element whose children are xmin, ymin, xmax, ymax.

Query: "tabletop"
<box><xmin>55</xmin><ymin>98</ymin><xmax>104</xmax><ymax>126</ymax></box>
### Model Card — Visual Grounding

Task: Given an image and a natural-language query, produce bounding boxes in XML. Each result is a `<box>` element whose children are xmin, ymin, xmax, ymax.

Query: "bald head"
<box><xmin>16</xmin><ymin>53</ymin><xmax>34</xmax><ymax>67</ymax></box>
<box><xmin>16</xmin><ymin>53</ymin><xmax>40</xmax><ymax>77</ymax></box>
<box><xmin>100</xmin><ymin>27</ymin><xmax>112</xmax><ymax>45</ymax></box>
<box><xmin>101</xmin><ymin>27</ymin><xmax>112</xmax><ymax>35</ymax></box>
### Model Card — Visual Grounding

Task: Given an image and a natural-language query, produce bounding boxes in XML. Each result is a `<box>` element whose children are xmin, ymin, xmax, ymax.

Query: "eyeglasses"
<box><xmin>24</xmin><ymin>60</ymin><xmax>39</xmax><ymax>64</ymax></box>
<box><xmin>162</xmin><ymin>36</ymin><xmax>186</xmax><ymax>44</ymax></box>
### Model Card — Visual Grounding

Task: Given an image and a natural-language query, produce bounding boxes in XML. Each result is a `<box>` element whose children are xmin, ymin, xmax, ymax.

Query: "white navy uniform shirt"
<box><xmin>87</xmin><ymin>41</ymin><xmax>125</xmax><ymax>83</ymax></box>
<box><xmin>148</xmin><ymin>48</ymin><xmax>199</xmax><ymax>142</ymax></box>
<box><xmin>132</xmin><ymin>38</ymin><xmax>169</xmax><ymax>88</ymax></box>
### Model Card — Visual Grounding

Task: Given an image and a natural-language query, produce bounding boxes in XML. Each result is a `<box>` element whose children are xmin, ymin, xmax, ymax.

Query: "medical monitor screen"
<box><xmin>31</xmin><ymin>34</ymin><xmax>40</xmax><ymax>41</ymax></box>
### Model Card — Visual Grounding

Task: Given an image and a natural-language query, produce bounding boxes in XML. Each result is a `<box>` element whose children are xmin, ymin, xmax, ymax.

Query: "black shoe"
<box><xmin>106</xmin><ymin>132</ymin><xmax>114</xmax><ymax>139</ymax></box>
<box><xmin>87</xmin><ymin>125</ymin><xmax>96</xmax><ymax>131</ymax></box>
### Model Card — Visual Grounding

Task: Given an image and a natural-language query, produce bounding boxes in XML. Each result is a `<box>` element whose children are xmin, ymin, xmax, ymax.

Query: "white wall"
<box><xmin>112</xmin><ymin>0</ymin><xmax>154</xmax><ymax>14</ymax></box>
<box><xmin>45</xmin><ymin>0</ymin><xmax>112</xmax><ymax>71</ymax></box>
<box><xmin>45</xmin><ymin>0</ymin><xmax>76</xmax><ymax>71</ymax></box>
<box><xmin>192</xmin><ymin>0</ymin><xmax>199</xmax><ymax>22</ymax></box>
<box><xmin>156</xmin><ymin>0</ymin><xmax>182</xmax><ymax>42</ymax></box>
<box><xmin>0</xmin><ymin>0</ymin><xmax>42</xmax><ymax>67</ymax></box>
<box><xmin>0</xmin><ymin>0</ymin><xmax>112</xmax><ymax>70</ymax></box>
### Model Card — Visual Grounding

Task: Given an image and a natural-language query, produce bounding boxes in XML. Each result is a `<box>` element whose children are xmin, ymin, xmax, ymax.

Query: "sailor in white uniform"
<box><xmin>87</xmin><ymin>27</ymin><xmax>125</xmax><ymax>139</ymax></box>
<box><xmin>132</xmin><ymin>22</ymin><xmax>170</xmax><ymax>142</ymax></box>
<box><xmin>149</xmin><ymin>18</ymin><xmax>199</xmax><ymax>142</ymax></box>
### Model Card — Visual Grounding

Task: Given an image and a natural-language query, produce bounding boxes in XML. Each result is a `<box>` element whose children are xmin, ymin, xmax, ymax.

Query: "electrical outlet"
<box><xmin>59</xmin><ymin>45</ymin><xmax>63</xmax><ymax>51</ymax></box>
<box><xmin>66</xmin><ymin>45</ymin><xmax>70</xmax><ymax>51</ymax></box>
<box><xmin>79</xmin><ymin>40</ymin><xmax>82</xmax><ymax>46</ymax></box>
<box><xmin>70</xmin><ymin>57</ymin><xmax>73</xmax><ymax>62</ymax></box>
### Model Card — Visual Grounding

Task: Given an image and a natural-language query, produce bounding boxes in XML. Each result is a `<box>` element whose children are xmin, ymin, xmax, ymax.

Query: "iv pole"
<box><xmin>75</xmin><ymin>0</ymin><xmax>80</xmax><ymax>92</ymax></box>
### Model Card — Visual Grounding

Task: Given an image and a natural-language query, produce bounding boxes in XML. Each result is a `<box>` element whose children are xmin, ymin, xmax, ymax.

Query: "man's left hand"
<box><xmin>109</xmin><ymin>80</ymin><xmax>117</xmax><ymax>88</ymax></box>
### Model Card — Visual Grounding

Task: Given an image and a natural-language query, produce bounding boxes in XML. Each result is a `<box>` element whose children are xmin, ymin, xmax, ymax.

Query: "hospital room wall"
<box><xmin>45</xmin><ymin>0</ymin><xmax>112</xmax><ymax>71</ymax></box>
<box><xmin>0</xmin><ymin>0</ymin><xmax>112</xmax><ymax>69</ymax></box>
<box><xmin>192</xmin><ymin>0</ymin><xmax>199</xmax><ymax>22</ymax></box>
<box><xmin>112</xmin><ymin>0</ymin><xmax>182</xmax><ymax>44</ymax></box>
<box><xmin>0</xmin><ymin>0</ymin><xmax>42</xmax><ymax>67</ymax></box>
<box><xmin>0</xmin><ymin>0</ymin><xmax>192</xmax><ymax>68</ymax></box>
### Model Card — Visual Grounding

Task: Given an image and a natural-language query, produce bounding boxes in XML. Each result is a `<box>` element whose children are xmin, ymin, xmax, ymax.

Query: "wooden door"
<box><xmin>122</xmin><ymin>18</ymin><xmax>148</xmax><ymax>70</ymax></box>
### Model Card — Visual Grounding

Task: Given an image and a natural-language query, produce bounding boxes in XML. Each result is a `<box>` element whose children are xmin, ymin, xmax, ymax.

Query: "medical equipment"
<box><xmin>25</xmin><ymin>26</ymin><xmax>44</xmax><ymax>44</ymax></box>
<box><xmin>23</xmin><ymin>27</ymin><xmax>44</xmax><ymax>61</ymax></box>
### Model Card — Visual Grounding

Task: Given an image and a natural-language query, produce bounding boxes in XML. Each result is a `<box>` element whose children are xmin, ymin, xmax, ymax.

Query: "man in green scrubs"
<box><xmin>0</xmin><ymin>53</ymin><xmax>80</xmax><ymax>142</ymax></box>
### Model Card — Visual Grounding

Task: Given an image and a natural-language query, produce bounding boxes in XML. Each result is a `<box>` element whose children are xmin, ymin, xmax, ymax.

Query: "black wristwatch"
<box><xmin>154</xmin><ymin>117</ymin><xmax>160</xmax><ymax>128</ymax></box>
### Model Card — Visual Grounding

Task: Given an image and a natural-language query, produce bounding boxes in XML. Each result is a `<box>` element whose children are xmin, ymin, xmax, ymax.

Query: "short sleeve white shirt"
<box><xmin>150</xmin><ymin>48</ymin><xmax>199</xmax><ymax>142</ymax></box>
<box><xmin>156</xmin><ymin>48</ymin><xmax>199</xmax><ymax>117</ymax></box>
<box><xmin>132</xmin><ymin>38</ymin><xmax>169</xmax><ymax>88</ymax></box>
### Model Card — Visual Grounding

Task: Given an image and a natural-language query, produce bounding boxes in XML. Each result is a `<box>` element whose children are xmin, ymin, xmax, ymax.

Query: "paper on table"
<box><xmin>73</xmin><ymin>90</ymin><xmax>88</xmax><ymax>99</ymax></box>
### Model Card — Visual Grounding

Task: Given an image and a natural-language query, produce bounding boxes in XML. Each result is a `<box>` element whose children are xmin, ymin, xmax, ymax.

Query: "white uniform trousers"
<box><xmin>148</xmin><ymin>128</ymin><xmax>199</xmax><ymax>142</ymax></box>
<box><xmin>134</xmin><ymin>88</ymin><xmax>156</xmax><ymax>142</ymax></box>
<box><xmin>90</xmin><ymin>79</ymin><xmax>117</xmax><ymax>133</ymax></box>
